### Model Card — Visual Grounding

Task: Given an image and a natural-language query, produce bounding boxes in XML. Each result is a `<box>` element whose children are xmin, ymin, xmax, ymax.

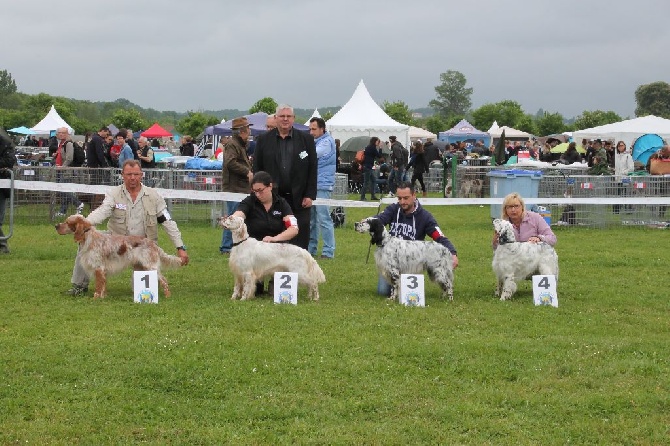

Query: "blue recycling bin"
<box><xmin>487</xmin><ymin>169</ymin><xmax>543</xmax><ymax>218</ymax></box>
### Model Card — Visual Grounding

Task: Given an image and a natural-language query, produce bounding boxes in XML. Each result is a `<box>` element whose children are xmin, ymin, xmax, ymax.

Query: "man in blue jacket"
<box><xmin>371</xmin><ymin>181</ymin><xmax>459</xmax><ymax>295</ymax></box>
<box><xmin>307</xmin><ymin>117</ymin><xmax>336</xmax><ymax>259</ymax></box>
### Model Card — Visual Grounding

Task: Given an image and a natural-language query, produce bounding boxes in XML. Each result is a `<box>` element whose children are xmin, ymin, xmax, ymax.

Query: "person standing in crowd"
<box><xmin>560</xmin><ymin>142</ymin><xmax>582</xmax><ymax>164</ymax></box>
<box><xmin>86</xmin><ymin>127</ymin><xmax>110</xmax><ymax>169</ymax></box>
<box><xmin>493</xmin><ymin>192</ymin><xmax>557</xmax><ymax>249</ymax></box>
<box><xmin>0</xmin><ymin>128</ymin><xmax>17</xmax><ymax>254</ymax></box>
<box><xmin>265</xmin><ymin>114</ymin><xmax>277</xmax><ymax>132</ymax></box>
<box><xmin>253</xmin><ymin>104</ymin><xmax>316</xmax><ymax>250</ymax></box>
<box><xmin>386</xmin><ymin>135</ymin><xmax>408</xmax><ymax>198</ymax></box>
<box><xmin>53</xmin><ymin>127</ymin><xmax>85</xmax><ymax>217</ymax></box>
<box><xmin>367</xmin><ymin>181</ymin><xmax>458</xmax><ymax>295</ymax></box>
<box><xmin>307</xmin><ymin>117</ymin><xmax>336</xmax><ymax>260</ymax></box>
<box><xmin>65</xmin><ymin>160</ymin><xmax>189</xmax><ymax>296</ymax></box>
<box><xmin>179</xmin><ymin>136</ymin><xmax>195</xmax><ymax>156</ymax></box>
<box><xmin>360</xmin><ymin>136</ymin><xmax>382</xmax><ymax>201</ymax></box>
<box><xmin>409</xmin><ymin>140</ymin><xmax>429</xmax><ymax>197</ymax></box>
<box><xmin>116</xmin><ymin>133</ymin><xmax>134</xmax><ymax>169</ymax></box>
<box><xmin>137</xmin><ymin>136</ymin><xmax>156</xmax><ymax>168</ymax></box>
<box><xmin>220</xmin><ymin>117</ymin><xmax>253</xmax><ymax>255</ymax></box>
<box><xmin>125</xmin><ymin>129</ymin><xmax>139</xmax><ymax>160</ymax></box>
<box><xmin>613</xmin><ymin>141</ymin><xmax>635</xmax><ymax>214</ymax></box>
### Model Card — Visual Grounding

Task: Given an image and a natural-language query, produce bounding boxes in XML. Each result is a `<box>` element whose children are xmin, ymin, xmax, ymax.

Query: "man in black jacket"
<box><xmin>253</xmin><ymin>104</ymin><xmax>317</xmax><ymax>250</ymax></box>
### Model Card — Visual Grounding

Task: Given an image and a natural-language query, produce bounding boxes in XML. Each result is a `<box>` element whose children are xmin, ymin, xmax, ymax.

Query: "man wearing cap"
<box><xmin>253</xmin><ymin>104</ymin><xmax>317</xmax><ymax>250</ymax></box>
<box><xmin>220</xmin><ymin>116</ymin><xmax>254</xmax><ymax>254</ymax></box>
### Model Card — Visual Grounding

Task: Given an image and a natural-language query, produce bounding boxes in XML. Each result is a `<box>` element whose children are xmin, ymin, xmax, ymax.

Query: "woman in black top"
<box><xmin>232</xmin><ymin>171</ymin><xmax>298</xmax><ymax>243</ymax></box>
<box><xmin>409</xmin><ymin>141</ymin><xmax>429</xmax><ymax>197</ymax></box>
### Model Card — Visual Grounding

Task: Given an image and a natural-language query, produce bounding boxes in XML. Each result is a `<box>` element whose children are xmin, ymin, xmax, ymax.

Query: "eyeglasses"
<box><xmin>251</xmin><ymin>186</ymin><xmax>268</xmax><ymax>195</ymax></box>
<box><xmin>276</xmin><ymin>114</ymin><xmax>294</xmax><ymax>119</ymax></box>
<box><xmin>505</xmin><ymin>204</ymin><xmax>521</xmax><ymax>209</ymax></box>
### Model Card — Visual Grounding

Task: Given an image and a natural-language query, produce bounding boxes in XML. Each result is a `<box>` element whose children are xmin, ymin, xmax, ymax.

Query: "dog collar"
<box><xmin>232</xmin><ymin>238</ymin><xmax>248</xmax><ymax>247</ymax></box>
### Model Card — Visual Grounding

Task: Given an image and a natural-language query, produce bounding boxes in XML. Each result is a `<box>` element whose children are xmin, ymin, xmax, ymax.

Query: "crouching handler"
<box><xmin>65</xmin><ymin>159</ymin><xmax>189</xmax><ymax>296</ymax></box>
<box><xmin>366</xmin><ymin>181</ymin><xmax>458</xmax><ymax>295</ymax></box>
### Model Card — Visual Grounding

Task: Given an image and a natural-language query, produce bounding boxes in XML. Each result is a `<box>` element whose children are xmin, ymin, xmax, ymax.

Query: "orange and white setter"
<box><xmin>55</xmin><ymin>214</ymin><xmax>184</xmax><ymax>299</ymax></box>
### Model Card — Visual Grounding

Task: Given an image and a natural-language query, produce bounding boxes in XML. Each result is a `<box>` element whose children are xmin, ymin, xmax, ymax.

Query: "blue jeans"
<box><xmin>360</xmin><ymin>168</ymin><xmax>377</xmax><ymax>199</ymax></box>
<box><xmin>377</xmin><ymin>274</ymin><xmax>391</xmax><ymax>296</ymax></box>
<box><xmin>388</xmin><ymin>166</ymin><xmax>405</xmax><ymax>194</ymax></box>
<box><xmin>308</xmin><ymin>190</ymin><xmax>335</xmax><ymax>258</ymax></box>
<box><xmin>220</xmin><ymin>201</ymin><xmax>239</xmax><ymax>253</ymax></box>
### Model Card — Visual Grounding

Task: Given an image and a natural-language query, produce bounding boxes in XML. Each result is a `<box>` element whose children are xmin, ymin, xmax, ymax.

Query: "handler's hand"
<box><xmin>302</xmin><ymin>197</ymin><xmax>313</xmax><ymax>208</ymax></box>
<box><xmin>178</xmin><ymin>250</ymin><xmax>189</xmax><ymax>266</ymax></box>
<box><xmin>527</xmin><ymin>236</ymin><xmax>540</xmax><ymax>243</ymax></box>
<box><xmin>452</xmin><ymin>254</ymin><xmax>459</xmax><ymax>269</ymax></box>
<box><xmin>262</xmin><ymin>235</ymin><xmax>275</xmax><ymax>243</ymax></box>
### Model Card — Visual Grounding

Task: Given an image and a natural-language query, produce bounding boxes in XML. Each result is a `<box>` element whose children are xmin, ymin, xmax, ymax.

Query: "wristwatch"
<box><xmin>177</xmin><ymin>245</ymin><xmax>187</xmax><ymax>251</ymax></box>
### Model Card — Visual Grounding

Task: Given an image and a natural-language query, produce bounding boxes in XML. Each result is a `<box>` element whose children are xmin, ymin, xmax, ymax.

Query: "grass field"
<box><xmin>1</xmin><ymin>204</ymin><xmax>669</xmax><ymax>444</ymax></box>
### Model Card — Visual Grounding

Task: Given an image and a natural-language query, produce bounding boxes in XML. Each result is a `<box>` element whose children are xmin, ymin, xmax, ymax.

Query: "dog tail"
<box><xmin>159</xmin><ymin>249</ymin><xmax>184</xmax><ymax>269</ymax></box>
<box><xmin>312</xmin><ymin>262</ymin><xmax>326</xmax><ymax>284</ymax></box>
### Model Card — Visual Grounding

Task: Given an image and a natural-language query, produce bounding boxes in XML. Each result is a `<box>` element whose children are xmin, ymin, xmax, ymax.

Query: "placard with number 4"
<box><xmin>532</xmin><ymin>275</ymin><xmax>558</xmax><ymax>307</ymax></box>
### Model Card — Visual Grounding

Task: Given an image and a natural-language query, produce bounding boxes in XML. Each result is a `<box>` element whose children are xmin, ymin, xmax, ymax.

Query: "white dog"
<box><xmin>354</xmin><ymin>218</ymin><xmax>454</xmax><ymax>302</ymax></box>
<box><xmin>492</xmin><ymin>218</ymin><xmax>559</xmax><ymax>301</ymax></box>
<box><xmin>219</xmin><ymin>215</ymin><xmax>326</xmax><ymax>301</ymax></box>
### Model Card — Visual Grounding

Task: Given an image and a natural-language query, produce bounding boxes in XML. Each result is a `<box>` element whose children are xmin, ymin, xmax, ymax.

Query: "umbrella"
<box><xmin>7</xmin><ymin>126</ymin><xmax>35</xmax><ymax>135</ymax></box>
<box><xmin>493</xmin><ymin>129</ymin><xmax>506</xmax><ymax>165</ymax></box>
<box><xmin>339</xmin><ymin>135</ymin><xmax>371</xmax><ymax>153</ymax></box>
<box><xmin>550</xmin><ymin>143</ymin><xmax>586</xmax><ymax>154</ymax></box>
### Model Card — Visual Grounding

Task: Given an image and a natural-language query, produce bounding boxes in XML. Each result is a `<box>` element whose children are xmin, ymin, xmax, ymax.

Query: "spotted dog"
<box><xmin>492</xmin><ymin>218</ymin><xmax>559</xmax><ymax>301</ymax></box>
<box><xmin>354</xmin><ymin>218</ymin><xmax>454</xmax><ymax>302</ymax></box>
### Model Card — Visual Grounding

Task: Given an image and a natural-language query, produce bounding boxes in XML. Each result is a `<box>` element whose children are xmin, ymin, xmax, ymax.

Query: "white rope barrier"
<box><xmin>3</xmin><ymin>179</ymin><xmax>670</xmax><ymax>208</ymax></box>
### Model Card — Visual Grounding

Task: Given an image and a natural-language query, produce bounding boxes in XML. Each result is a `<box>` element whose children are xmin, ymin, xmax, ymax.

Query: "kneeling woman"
<box><xmin>231</xmin><ymin>171</ymin><xmax>298</xmax><ymax>294</ymax></box>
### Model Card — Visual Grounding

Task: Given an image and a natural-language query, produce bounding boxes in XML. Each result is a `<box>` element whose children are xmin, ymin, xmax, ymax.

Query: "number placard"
<box><xmin>532</xmin><ymin>275</ymin><xmax>558</xmax><ymax>307</ymax></box>
<box><xmin>400</xmin><ymin>274</ymin><xmax>425</xmax><ymax>307</ymax></box>
<box><xmin>133</xmin><ymin>270</ymin><xmax>159</xmax><ymax>303</ymax></box>
<box><xmin>274</xmin><ymin>272</ymin><xmax>298</xmax><ymax>305</ymax></box>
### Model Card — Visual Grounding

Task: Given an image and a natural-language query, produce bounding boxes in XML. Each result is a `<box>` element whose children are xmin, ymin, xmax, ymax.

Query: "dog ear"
<box><xmin>73</xmin><ymin>217</ymin><xmax>89</xmax><ymax>243</ymax></box>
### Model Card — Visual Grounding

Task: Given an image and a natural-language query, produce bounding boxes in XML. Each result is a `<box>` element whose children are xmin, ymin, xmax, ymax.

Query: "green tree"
<box><xmin>111</xmin><ymin>108</ymin><xmax>149</xmax><ymax>131</ymax></box>
<box><xmin>0</xmin><ymin>69</ymin><xmax>17</xmax><ymax>96</ymax></box>
<box><xmin>382</xmin><ymin>100</ymin><xmax>414</xmax><ymax>125</ymax></box>
<box><xmin>176</xmin><ymin>111</ymin><xmax>220</xmax><ymax>138</ymax></box>
<box><xmin>573</xmin><ymin>110</ymin><xmax>621</xmax><ymax>131</ymax></box>
<box><xmin>471</xmin><ymin>100</ymin><xmax>525</xmax><ymax>130</ymax></box>
<box><xmin>535</xmin><ymin>111</ymin><xmax>566</xmax><ymax>136</ymax></box>
<box><xmin>249</xmin><ymin>97</ymin><xmax>278</xmax><ymax>114</ymax></box>
<box><xmin>422</xmin><ymin>115</ymin><xmax>447</xmax><ymax>136</ymax></box>
<box><xmin>429</xmin><ymin>70</ymin><xmax>473</xmax><ymax>119</ymax></box>
<box><xmin>514</xmin><ymin>114</ymin><xmax>536</xmax><ymax>135</ymax></box>
<box><xmin>635</xmin><ymin>81</ymin><xmax>670</xmax><ymax>118</ymax></box>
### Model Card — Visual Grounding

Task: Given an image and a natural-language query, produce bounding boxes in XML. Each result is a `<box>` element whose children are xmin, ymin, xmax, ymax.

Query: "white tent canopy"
<box><xmin>409</xmin><ymin>126</ymin><xmax>437</xmax><ymax>140</ymax></box>
<box><xmin>304</xmin><ymin>108</ymin><xmax>321</xmax><ymax>126</ymax></box>
<box><xmin>487</xmin><ymin>121</ymin><xmax>499</xmax><ymax>132</ymax></box>
<box><xmin>31</xmin><ymin>105</ymin><xmax>73</xmax><ymax>135</ymax></box>
<box><xmin>326</xmin><ymin>80</ymin><xmax>409</xmax><ymax>149</ymax></box>
<box><xmin>489</xmin><ymin>125</ymin><xmax>531</xmax><ymax>139</ymax></box>
<box><xmin>572</xmin><ymin>115</ymin><xmax>670</xmax><ymax>149</ymax></box>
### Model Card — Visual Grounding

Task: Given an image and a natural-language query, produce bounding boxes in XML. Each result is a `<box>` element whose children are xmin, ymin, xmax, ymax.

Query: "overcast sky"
<box><xmin>6</xmin><ymin>0</ymin><xmax>670</xmax><ymax>119</ymax></box>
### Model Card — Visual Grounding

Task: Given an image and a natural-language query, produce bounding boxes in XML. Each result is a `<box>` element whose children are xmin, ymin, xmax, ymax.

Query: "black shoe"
<box><xmin>371</xmin><ymin>196</ymin><xmax>379</xmax><ymax>200</ymax></box>
<box><xmin>255</xmin><ymin>281</ymin><xmax>265</xmax><ymax>296</ymax></box>
<box><xmin>65</xmin><ymin>285</ymin><xmax>88</xmax><ymax>296</ymax></box>
<box><xmin>360</xmin><ymin>197</ymin><xmax>367</xmax><ymax>201</ymax></box>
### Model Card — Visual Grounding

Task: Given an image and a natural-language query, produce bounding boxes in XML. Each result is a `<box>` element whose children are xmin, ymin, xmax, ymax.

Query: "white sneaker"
<box><xmin>55</xmin><ymin>212</ymin><xmax>65</xmax><ymax>217</ymax></box>
<box><xmin>386</xmin><ymin>192</ymin><xmax>395</xmax><ymax>198</ymax></box>
<box><xmin>76</xmin><ymin>203</ymin><xmax>85</xmax><ymax>215</ymax></box>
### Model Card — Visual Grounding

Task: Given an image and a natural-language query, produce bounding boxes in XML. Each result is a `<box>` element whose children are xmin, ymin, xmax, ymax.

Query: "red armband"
<box><xmin>285</xmin><ymin>216</ymin><xmax>298</xmax><ymax>228</ymax></box>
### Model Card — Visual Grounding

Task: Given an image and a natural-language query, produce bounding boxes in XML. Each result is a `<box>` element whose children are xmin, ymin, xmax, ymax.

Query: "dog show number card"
<box><xmin>532</xmin><ymin>275</ymin><xmax>558</xmax><ymax>307</ymax></box>
<box><xmin>400</xmin><ymin>274</ymin><xmax>425</xmax><ymax>307</ymax></box>
<box><xmin>133</xmin><ymin>270</ymin><xmax>159</xmax><ymax>304</ymax></box>
<box><xmin>274</xmin><ymin>272</ymin><xmax>298</xmax><ymax>305</ymax></box>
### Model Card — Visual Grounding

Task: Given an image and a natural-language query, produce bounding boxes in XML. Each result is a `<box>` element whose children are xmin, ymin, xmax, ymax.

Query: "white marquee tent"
<box><xmin>409</xmin><ymin>126</ymin><xmax>437</xmax><ymax>140</ymax></box>
<box><xmin>326</xmin><ymin>80</ymin><xmax>409</xmax><ymax>149</ymax></box>
<box><xmin>304</xmin><ymin>108</ymin><xmax>321</xmax><ymax>126</ymax></box>
<box><xmin>572</xmin><ymin>115</ymin><xmax>670</xmax><ymax>149</ymax></box>
<box><xmin>31</xmin><ymin>105</ymin><xmax>74</xmax><ymax>135</ymax></box>
<box><xmin>489</xmin><ymin>125</ymin><xmax>532</xmax><ymax>139</ymax></box>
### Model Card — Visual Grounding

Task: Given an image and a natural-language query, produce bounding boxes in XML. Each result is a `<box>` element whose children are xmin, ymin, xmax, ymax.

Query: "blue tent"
<box><xmin>204</xmin><ymin>112</ymin><xmax>309</xmax><ymax>136</ymax></box>
<box><xmin>438</xmin><ymin>119</ymin><xmax>490</xmax><ymax>147</ymax></box>
<box><xmin>632</xmin><ymin>133</ymin><xmax>664</xmax><ymax>165</ymax></box>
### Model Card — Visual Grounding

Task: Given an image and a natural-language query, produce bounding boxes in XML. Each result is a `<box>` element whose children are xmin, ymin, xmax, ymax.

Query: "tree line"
<box><xmin>1</xmin><ymin>69</ymin><xmax>669</xmax><ymax>139</ymax></box>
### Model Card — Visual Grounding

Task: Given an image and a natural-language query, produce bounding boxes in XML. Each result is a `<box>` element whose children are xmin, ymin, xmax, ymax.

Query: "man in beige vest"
<box><xmin>65</xmin><ymin>159</ymin><xmax>189</xmax><ymax>296</ymax></box>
